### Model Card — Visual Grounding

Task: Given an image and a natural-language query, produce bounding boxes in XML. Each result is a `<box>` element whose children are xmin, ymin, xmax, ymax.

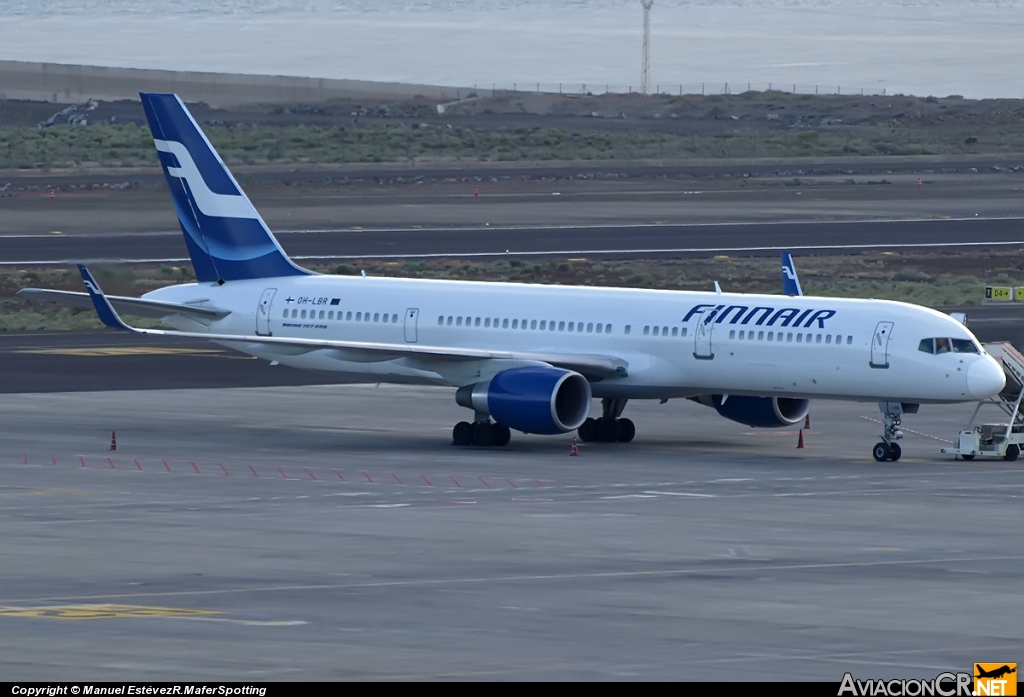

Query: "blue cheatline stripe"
<box><xmin>140</xmin><ymin>92</ymin><xmax>310</xmax><ymax>282</ymax></box>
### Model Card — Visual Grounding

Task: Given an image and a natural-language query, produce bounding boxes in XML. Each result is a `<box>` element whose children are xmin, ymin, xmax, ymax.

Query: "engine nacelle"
<box><xmin>455</xmin><ymin>367</ymin><xmax>592</xmax><ymax>435</ymax></box>
<box><xmin>694</xmin><ymin>394</ymin><xmax>811</xmax><ymax>428</ymax></box>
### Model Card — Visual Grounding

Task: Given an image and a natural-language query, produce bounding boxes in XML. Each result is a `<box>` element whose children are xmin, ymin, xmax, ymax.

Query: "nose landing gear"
<box><xmin>872</xmin><ymin>401</ymin><xmax>912</xmax><ymax>461</ymax></box>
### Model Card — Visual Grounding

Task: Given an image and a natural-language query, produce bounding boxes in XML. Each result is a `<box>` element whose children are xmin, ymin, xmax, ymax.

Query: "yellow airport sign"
<box><xmin>986</xmin><ymin>286</ymin><xmax>1013</xmax><ymax>302</ymax></box>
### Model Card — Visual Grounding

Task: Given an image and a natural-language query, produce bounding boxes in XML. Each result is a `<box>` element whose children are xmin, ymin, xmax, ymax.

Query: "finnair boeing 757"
<box><xmin>20</xmin><ymin>93</ymin><xmax>1006</xmax><ymax>461</ymax></box>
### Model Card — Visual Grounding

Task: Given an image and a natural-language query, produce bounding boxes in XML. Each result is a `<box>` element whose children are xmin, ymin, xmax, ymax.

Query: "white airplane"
<box><xmin>20</xmin><ymin>93</ymin><xmax>1007</xmax><ymax>461</ymax></box>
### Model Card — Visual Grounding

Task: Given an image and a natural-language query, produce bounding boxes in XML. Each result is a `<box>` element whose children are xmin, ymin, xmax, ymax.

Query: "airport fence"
<box><xmin>462</xmin><ymin>81</ymin><xmax>913</xmax><ymax>99</ymax></box>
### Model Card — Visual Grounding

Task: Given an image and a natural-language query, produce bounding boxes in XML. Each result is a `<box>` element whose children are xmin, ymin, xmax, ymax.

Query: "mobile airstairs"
<box><xmin>941</xmin><ymin>342</ymin><xmax>1024</xmax><ymax>461</ymax></box>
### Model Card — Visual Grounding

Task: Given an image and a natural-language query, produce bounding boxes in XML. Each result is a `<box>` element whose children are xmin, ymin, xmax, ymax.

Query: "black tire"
<box><xmin>617</xmin><ymin>418</ymin><xmax>636</xmax><ymax>443</ymax></box>
<box><xmin>872</xmin><ymin>442</ymin><xmax>891</xmax><ymax>462</ymax></box>
<box><xmin>493</xmin><ymin>424</ymin><xmax>511</xmax><ymax>447</ymax></box>
<box><xmin>597</xmin><ymin>417</ymin><xmax>620</xmax><ymax>443</ymax></box>
<box><xmin>472</xmin><ymin>421</ymin><xmax>495</xmax><ymax>447</ymax></box>
<box><xmin>1004</xmin><ymin>444</ymin><xmax>1020</xmax><ymax>461</ymax></box>
<box><xmin>889</xmin><ymin>443</ymin><xmax>902</xmax><ymax>461</ymax></box>
<box><xmin>961</xmin><ymin>454</ymin><xmax>975</xmax><ymax>461</ymax></box>
<box><xmin>452</xmin><ymin>421</ymin><xmax>473</xmax><ymax>446</ymax></box>
<box><xmin>578</xmin><ymin>417</ymin><xmax>597</xmax><ymax>442</ymax></box>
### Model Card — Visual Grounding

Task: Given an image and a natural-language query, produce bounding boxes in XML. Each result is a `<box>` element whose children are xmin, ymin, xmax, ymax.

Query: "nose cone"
<box><xmin>968</xmin><ymin>357</ymin><xmax>1006</xmax><ymax>399</ymax></box>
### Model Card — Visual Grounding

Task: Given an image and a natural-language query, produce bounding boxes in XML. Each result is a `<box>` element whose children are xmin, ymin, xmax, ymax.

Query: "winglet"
<box><xmin>78</xmin><ymin>265</ymin><xmax>131</xmax><ymax>331</ymax></box>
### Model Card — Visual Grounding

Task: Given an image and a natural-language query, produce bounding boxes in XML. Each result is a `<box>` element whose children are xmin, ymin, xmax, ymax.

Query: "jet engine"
<box><xmin>693</xmin><ymin>394</ymin><xmax>811</xmax><ymax>428</ymax></box>
<box><xmin>455</xmin><ymin>366</ymin><xmax>592</xmax><ymax>435</ymax></box>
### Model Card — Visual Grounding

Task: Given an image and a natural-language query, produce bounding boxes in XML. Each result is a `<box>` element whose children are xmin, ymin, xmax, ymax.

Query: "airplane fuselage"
<box><xmin>145</xmin><ymin>274</ymin><xmax>1001</xmax><ymax>405</ymax></box>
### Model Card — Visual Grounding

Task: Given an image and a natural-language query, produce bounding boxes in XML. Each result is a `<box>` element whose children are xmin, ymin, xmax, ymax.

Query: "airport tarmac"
<box><xmin>0</xmin><ymin>383</ymin><xmax>1021</xmax><ymax>680</ymax></box>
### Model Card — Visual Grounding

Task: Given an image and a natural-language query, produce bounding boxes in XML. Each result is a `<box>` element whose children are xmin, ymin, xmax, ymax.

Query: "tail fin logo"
<box><xmin>154</xmin><ymin>139</ymin><xmax>259</xmax><ymax>220</ymax></box>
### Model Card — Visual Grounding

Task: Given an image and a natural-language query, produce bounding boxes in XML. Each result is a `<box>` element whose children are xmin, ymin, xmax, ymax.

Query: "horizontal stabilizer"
<box><xmin>18</xmin><ymin>288</ymin><xmax>229</xmax><ymax>321</ymax></box>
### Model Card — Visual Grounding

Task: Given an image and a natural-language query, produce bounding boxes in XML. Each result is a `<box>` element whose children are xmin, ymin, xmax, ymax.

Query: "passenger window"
<box><xmin>533</xmin><ymin>320</ymin><xmax>539</xmax><ymax>330</ymax></box>
<box><xmin>738</xmin><ymin>330</ymin><xmax>745</xmax><ymax>340</ymax></box>
<box><xmin>816</xmin><ymin>334</ymin><xmax>821</xmax><ymax>343</ymax></box>
<box><xmin>767</xmin><ymin>331</ymin><xmax>774</xmax><ymax>341</ymax></box>
<box><xmin>568</xmin><ymin>322</ymin><xmax>574</xmax><ymax>332</ymax></box>
<box><xmin>282</xmin><ymin>310</ymin><xmax>288</xmax><ymax>319</ymax></box>
<box><xmin>512</xmin><ymin>319</ymin><xmax>518</xmax><ymax>329</ymax></box>
<box><xmin>749</xmin><ymin>332</ymin><xmax>754</xmax><ymax>341</ymax></box>
<box><xmin>730</xmin><ymin>330</ymin><xmax>736</xmax><ymax>339</ymax></box>
<box><xmin>847</xmin><ymin>336</ymin><xmax>853</xmax><ymax>345</ymax></box>
<box><xmin>653</xmin><ymin>326</ymin><xmax>660</xmax><ymax>337</ymax></box>
<box><xmin>625</xmin><ymin>325</ymin><xmax>631</xmax><ymax>335</ymax></box>
<box><xmin>663</xmin><ymin>326</ymin><xmax>669</xmax><ymax>336</ymax></box>
<box><xmin>587</xmin><ymin>322</ymin><xmax>594</xmax><ymax>333</ymax></box>
<box><xmin>671</xmin><ymin>326</ymin><xmax>678</xmax><ymax>337</ymax></box>
<box><xmin>540</xmin><ymin>320</ymin><xmax>546</xmax><ymax>330</ymax></box>
<box><xmin>952</xmin><ymin>339</ymin><xmax>979</xmax><ymax>353</ymax></box>
<box><xmin>758</xmin><ymin>331</ymin><xmax>764</xmax><ymax>340</ymax></box>
<box><xmin>825</xmin><ymin>334</ymin><xmax>831</xmax><ymax>344</ymax></box>
<box><xmin>787</xmin><ymin>333</ymin><xmax>793</xmax><ymax>342</ymax></box>
<box><xmin>680</xmin><ymin>327</ymin><xmax>686</xmax><ymax>337</ymax></box>
<box><xmin>551</xmin><ymin>322</ymin><xmax>557</xmax><ymax>331</ymax></box>
<box><xmin>447</xmin><ymin>316</ymin><xmax>453</xmax><ymax>325</ymax></box>
<box><xmin>475</xmin><ymin>317</ymin><xmax>481</xmax><ymax>327</ymax></box>
<box><xmin>365</xmin><ymin>312</ymin><xmax>371</xmax><ymax>322</ymax></box>
<box><xmin>373</xmin><ymin>313</ymin><xmax>379</xmax><ymax>322</ymax></box>
<box><xmin>607</xmin><ymin>324</ymin><xmax>613</xmax><ymax>334</ymax></box>
<box><xmin>578</xmin><ymin>323</ymin><xmax>584</xmax><ymax>333</ymax></box>
<box><xmin>457</xmin><ymin>317</ymin><xmax>463</xmax><ymax>326</ymax></box>
<box><xmin>796</xmin><ymin>333</ymin><xmax>802</xmax><ymax>343</ymax></box>
<box><xmin>485</xmin><ymin>318</ymin><xmax>491</xmax><ymax>328</ymax></box>
<box><xmin>329</xmin><ymin>311</ymin><xmax>335</xmax><ymax>320</ymax></box>
<box><xmin>644</xmin><ymin>326</ymin><xmax>650</xmax><ymax>336</ymax></box>
<box><xmin>503</xmin><ymin>319</ymin><xmax>509</xmax><ymax>329</ymax></box>
<box><xmin>392</xmin><ymin>314</ymin><xmax>398</xmax><ymax>323</ymax></box>
<box><xmin>558</xmin><ymin>321</ymin><xmax>565</xmax><ymax>331</ymax></box>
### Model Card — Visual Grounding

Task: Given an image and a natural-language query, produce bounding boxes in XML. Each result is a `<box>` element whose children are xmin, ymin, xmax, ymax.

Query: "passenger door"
<box><xmin>404</xmin><ymin>308</ymin><xmax>419</xmax><ymax>343</ymax></box>
<box><xmin>870</xmin><ymin>321</ymin><xmax>894</xmax><ymax>369</ymax></box>
<box><xmin>692</xmin><ymin>309</ymin><xmax>715</xmax><ymax>360</ymax></box>
<box><xmin>256</xmin><ymin>288</ymin><xmax>276</xmax><ymax>336</ymax></box>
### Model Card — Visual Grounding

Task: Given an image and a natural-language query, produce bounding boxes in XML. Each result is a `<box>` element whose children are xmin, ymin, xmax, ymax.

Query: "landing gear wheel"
<box><xmin>578</xmin><ymin>418</ymin><xmax>597</xmax><ymax>442</ymax></box>
<box><xmin>452</xmin><ymin>421</ymin><xmax>473</xmax><ymax>446</ymax></box>
<box><xmin>872</xmin><ymin>442</ymin><xmax>891</xmax><ymax>462</ymax></box>
<box><xmin>472</xmin><ymin>421</ymin><xmax>495</xmax><ymax>447</ymax></box>
<box><xmin>597</xmin><ymin>417</ymin><xmax>620</xmax><ymax>442</ymax></box>
<box><xmin>1004</xmin><ymin>444</ymin><xmax>1020</xmax><ymax>461</ymax></box>
<box><xmin>889</xmin><ymin>443</ymin><xmax>902</xmax><ymax>461</ymax></box>
<box><xmin>493</xmin><ymin>424</ymin><xmax>511</xmax><ymax>447</ymax></box>
<box><xmin>617</xmin><ymin>418</ymin><xmax>636</xmax><ymax>443</ymax></box>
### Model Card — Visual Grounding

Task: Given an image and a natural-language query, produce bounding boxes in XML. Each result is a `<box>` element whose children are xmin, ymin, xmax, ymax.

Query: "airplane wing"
<box><xmin>17</xmin><ymin>288</ymin><xmax>230</xmax><ymax>321</ymax></box>
<box><xmin>76</xmin><ymin>266</ymin><xmax>628</xmax><ymax>380</ymax></box>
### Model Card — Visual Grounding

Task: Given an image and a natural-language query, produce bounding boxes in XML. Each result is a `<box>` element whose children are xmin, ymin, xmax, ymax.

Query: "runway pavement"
<box><xmin>3</xmin><ymin>216</ymin><xmax>1024</xmax><ymax>265</ymax></box>
<box><xmin>0</xmin><ymin>385</ymin><xmax>1020</xmax><ymax>680</ymax></box>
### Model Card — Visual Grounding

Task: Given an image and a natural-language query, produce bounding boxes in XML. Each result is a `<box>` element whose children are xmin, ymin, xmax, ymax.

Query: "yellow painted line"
<box><xmin>17</xmin><ymin>347</ymin><xmax>226</xmax><ymax>357</ymax></box>
<box><xmin>0</xmin><ymin>604</ymin><xmax>221</xmax><ymax>620</ymax></box>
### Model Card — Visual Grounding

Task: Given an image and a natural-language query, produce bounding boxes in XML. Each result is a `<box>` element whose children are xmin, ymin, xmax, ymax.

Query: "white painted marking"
<box><xmin>644</xmin><ymin>491</ymin><xmax>717</xmax><ymax>498</ymax></box>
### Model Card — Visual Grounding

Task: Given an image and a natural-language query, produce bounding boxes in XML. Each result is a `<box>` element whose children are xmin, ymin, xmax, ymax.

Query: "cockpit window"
<box><xmin>952</xmin><ymin>339</ymin><xmax>979</xmax><ymax>353</ymax></box>
<box><xmin>919</xmin><ymin>337</ymin><xmax>980</xmax><ymax>354</ymax></box>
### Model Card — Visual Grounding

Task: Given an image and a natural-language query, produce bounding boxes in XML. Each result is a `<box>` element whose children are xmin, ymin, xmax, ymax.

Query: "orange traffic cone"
<box><xmin>110</xmin><ymin>431</ymin><xmax>118</xmax><ymax>451</ymax></box>
<box><xmin>804</xmin><ymin>413</ymin><xmax>811</xmax><ymax>429</ymax></box>
<box><xmin>796</xmin><ymin>429</ymin><xmax>805</xmax><ymax>449</ymax></box>
<box><xmin>570</xmin><ymin>437</ymin><xmax>580</xmax><ymax>456</ymax></box>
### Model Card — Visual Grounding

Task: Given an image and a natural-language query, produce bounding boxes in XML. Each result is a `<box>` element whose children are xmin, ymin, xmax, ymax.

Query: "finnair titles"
<box><xmin>20</xmin><ymin>93</ymin><xmax>1006</xmax><ymax>462</ymax></box>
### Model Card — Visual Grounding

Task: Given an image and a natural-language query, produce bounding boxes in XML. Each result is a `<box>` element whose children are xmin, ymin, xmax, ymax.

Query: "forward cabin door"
<box><xmin>870</xmin><ymin>321</ymin><xmax>894</xmax><ymax>369</ymax></box>
<box><xmin>404</xmin><ymin>308</ymin><xmax>419</xmax><ymax>343</ymax></box>
<box><xmin>256</xmin><ymin>288</ymin><xmax>276</xmax><ymax>336</ymax></box>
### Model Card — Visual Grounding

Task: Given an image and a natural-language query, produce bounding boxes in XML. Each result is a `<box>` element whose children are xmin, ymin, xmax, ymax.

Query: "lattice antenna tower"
<box><xmin>640</xmin><ymin>0</ymin><xmax>654</xmax><ymax>95</ymax></box>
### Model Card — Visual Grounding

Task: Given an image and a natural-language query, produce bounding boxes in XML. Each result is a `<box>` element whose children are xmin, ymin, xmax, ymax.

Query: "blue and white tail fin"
<box><xmin>140</xmin><ymin>93</ymin><xmax>310</xmax><ymax>283</ymax></box>
<box><xmin>781</xmin><ymin>251</ymin><xmax>803</xmax><ymax>297</ymax></box>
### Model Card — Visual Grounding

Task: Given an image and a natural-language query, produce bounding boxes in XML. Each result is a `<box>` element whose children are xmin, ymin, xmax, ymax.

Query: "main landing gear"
<box><xmin>872</xmin><ymin>401</ymin><xmax>913</xmax><ymax>462</ymax></box>
<box><xmin>452</xmin><ymin>414</ymin><xmax>511</xmax><ymax>447</ymax></box>
<box><xmin>578</xmin><ymin>398</ymin><xmax>636</xmax><ymax>443</ymax></box>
